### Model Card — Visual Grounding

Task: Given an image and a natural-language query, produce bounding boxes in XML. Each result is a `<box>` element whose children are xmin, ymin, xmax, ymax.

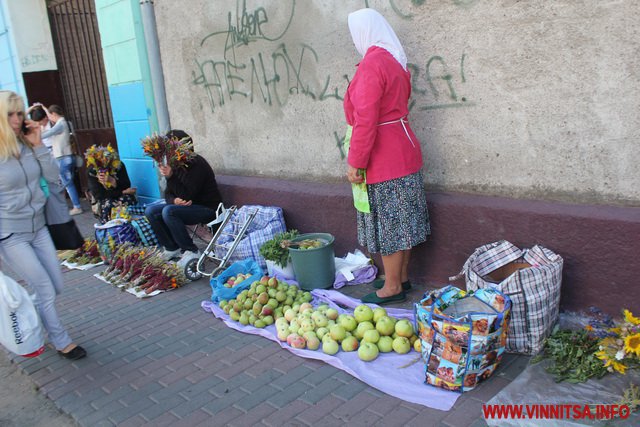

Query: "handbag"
<box><xmin>41</xmin><ymin>179</ymin><xmax>84</xmax><ymax>250</ymax></box>
<box><xmin>0</xmin><ymin>271</ymin><xmax>45</xmax><ymax>357</ymax></box>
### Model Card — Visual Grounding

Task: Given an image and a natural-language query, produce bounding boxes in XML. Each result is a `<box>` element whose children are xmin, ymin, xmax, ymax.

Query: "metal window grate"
<box><xmin>47</xmin><ymin>0</ymin><xmax>113</xmax><ymax>130</ymax></box>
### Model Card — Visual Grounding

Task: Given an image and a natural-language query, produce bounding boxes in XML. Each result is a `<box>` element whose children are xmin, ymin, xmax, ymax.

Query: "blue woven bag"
<box><xmin>94</xmin><ymin>220</ymin><xmax>140</xmax><ymax>261</ymax></box>
<box><xmin>130</xmin><ymin>216</ymin><xmax>158</xmax><ymax>247</ymax></box>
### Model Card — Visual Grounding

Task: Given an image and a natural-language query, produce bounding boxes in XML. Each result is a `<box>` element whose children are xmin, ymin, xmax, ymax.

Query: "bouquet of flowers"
<box><xmin>141</xmin><ymin>133</ymin><xmax>195</xmax><ymax>169</ymax></box>
<box><xmin>67</xmin><ymin>238</ymin><xmax>102</xmax><ymax>265</ymax></box>
<box><xmin>85</xmin><ymin>144</ymin><xmax>121</xmax><ymax>188</ymax></box>
<box><xmin>100</xmin><ymin>242</ymin><xmax>189</xmax><ymax>294</ymax></box>
<box><xmin>588</xmin><ymin>308</ymin><xmax>640</xmax><ymax>374</ymax></box>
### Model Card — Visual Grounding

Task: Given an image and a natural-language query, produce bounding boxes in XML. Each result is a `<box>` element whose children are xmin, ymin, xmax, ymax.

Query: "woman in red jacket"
<box><xmin>345</xmin><ymin>8</ymin><xmax>430</xmax><ymax>305</ymax></box>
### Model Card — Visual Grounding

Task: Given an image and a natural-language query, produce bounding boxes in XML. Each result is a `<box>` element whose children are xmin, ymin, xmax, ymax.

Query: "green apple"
<box><xmin>311</xmin><ymin>312</ymin><xmax>328</xmax><ymax>328</ymax></box>
<box><xmin>375</xmin><ymin>316</ymin><xmax>395</xmax><ymax>336</ymax></box>
<box><xmin>413</xmin><ymin>339</ymin><xmax>421</xmax><ymax>352</ymax></box>
<box><xmin>395</xmin><ymin>319</ymin><xmax>414</xmax><ymax>338</ymax></box>
<box><xmin>354</xmin><ymin>321</ymin><xmax>375</xmax><ymax>340</ymax></box>
<box><xmin>392</xmin><ymin>336</ymin><xmax>411</xmax><ymax>354</ymax></box>
<box><xmin>322</xmin><ymin>338</ymin><xmax>339</xmax><ymax>355</ymax></box>
<box><xmin>358</xmin><ymin>341</ymin><xmax>380</xmax><ymax>361</ymax></box>
<box><xmin>341</xmin><ymin>336</ymin><xmax>359</xmax><ymax>352</ymax></box>
<box><xmin>363</xmin><ymin>329</ymin><xmax>380</xmax><ymax>344</ymax></box>
<box><xmin>339</xmin><ymin>315</ymin><xmax>358</xmax><ymax>332</ymax></box>
<box><xmin>326</xmin><ymin>308</ymin><xmax>339</xmax><ymax>321</ymax></box>
<box><xmin>377</xmin><ymin>336</ymin><xmax>394</xmax><ymax>353</ymax></box>
<box><xmin>316</xmin><ymin>327</ymin><xmax>329</xmax><ymax>340</ymax></box>
<box><xmin>354</xmin><ymin>304</ymin><xmax>374</xmax><ymax>323</ymax></box>
<box><xmin>329</xmin><ymin>324</ymin><xmax>347</xmax><ymax>342</ymax></box>
<box><xmin>306</xmin><ymin>335</ymin><xmax>320</xmax><ymax>350</ymax></box>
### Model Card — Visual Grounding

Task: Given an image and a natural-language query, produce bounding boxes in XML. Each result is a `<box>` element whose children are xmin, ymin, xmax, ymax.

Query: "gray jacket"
<box><xmin>41</xmin><ymin>117</ymin><xmax>72</xmax><ymax>159</ymax></box>
<box><xmin>0</xmin><ymin>143</ymin><xmax>60</xmax><ymax>236</ymax></box>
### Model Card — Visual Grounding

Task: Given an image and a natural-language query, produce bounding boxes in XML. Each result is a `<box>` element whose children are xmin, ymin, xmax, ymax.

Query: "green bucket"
<box><xmin>288</xmin><ymin>233</ymin><xmax>335</xmax><ymax>290</ymax></box>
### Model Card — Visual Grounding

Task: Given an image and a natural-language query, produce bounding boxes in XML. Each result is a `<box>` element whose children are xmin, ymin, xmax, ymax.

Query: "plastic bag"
<box><xmin>210</xmin><ymin>258</ymin><xmax>264</xmax><ymax>302</ymax></box>
<box><xmin>414</xmin><ymin>285</ymin><xmax>512</xmax><ymax>392</ymax></box>
<box><xmin>213</xmin><ymin>206</ymin><xmax>286</xmax><ymax>270</ymax></box>
<box><xmin>343</xmin><ymin>125</ymin><xmax>370</xmax><ymax>213</ymax></box>
<box><xmin>460</xmin><ymin>240</ymin><xmax>563</xmax><ymax>355</ymax></box>
<box><xmin>0</xmin><ymin>271</ymin><xmax>45</xmax><ymax>357</ymax></box>
<box><xmin>94</xmin><ymin>219</ymin><xmax>140</xmax><ymax>261</ymax></box>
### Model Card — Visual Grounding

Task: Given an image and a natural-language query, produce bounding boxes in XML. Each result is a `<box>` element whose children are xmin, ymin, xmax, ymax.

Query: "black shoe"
<box><xmin>371</xmin><ymin>279</ymin><xmax>412</xmax><ymax>291</ymax></box>
<box><xmin>58</xmin><ymin>345</ymin><xmax>87</xmax><ymax>360</ymax></box>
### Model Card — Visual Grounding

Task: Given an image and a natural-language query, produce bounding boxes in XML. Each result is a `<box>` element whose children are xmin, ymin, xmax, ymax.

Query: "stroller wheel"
<box><xmin>184</xmin><ymin>258</ymin><xmax>202</xmax><ymax>281</ymax></box>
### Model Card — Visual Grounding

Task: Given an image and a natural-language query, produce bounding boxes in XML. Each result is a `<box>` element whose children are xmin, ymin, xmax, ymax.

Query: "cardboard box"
<box><xmin>484</xmin><ymin>261</ymin><xmax>532</xmax><ymax>283</ymax></box>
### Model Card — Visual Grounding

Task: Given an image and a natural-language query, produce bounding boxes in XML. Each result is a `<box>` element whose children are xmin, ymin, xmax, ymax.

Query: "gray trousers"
<box><xmin>0</xmin><ymin>227</ymin><xmax>72</xmax><ymax>351</ymax></box>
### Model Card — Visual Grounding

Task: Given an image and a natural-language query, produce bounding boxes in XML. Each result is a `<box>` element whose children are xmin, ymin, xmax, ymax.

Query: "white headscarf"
<box><xmin>348</xmin><ymin>8</ymin><xmax>407</xmax><ymax>71</ymax></box>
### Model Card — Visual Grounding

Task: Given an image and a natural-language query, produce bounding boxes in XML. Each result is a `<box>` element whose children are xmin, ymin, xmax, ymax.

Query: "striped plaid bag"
<box><xmin>213</xmin><ymin>205</ymin><xmax>286</xmax><ymax>270</ymax></box>
<box><xmin>458</xmin><ymin>240</ymin><xmax>563</xmax><ymax>355</ymax></box>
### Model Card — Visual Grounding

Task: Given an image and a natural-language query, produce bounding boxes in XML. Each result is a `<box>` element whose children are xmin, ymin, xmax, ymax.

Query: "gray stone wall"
<box><xmin>155</xmin><ymin>0</ymin><xmax>640</xmax><ymax>206</ymax></box>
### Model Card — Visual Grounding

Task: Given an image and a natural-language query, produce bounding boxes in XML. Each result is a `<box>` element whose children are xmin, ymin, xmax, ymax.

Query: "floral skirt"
<box><xmin>357</xmin><ymin>171</ymin><xmax>430</xmax><ymax>256</ymax></box>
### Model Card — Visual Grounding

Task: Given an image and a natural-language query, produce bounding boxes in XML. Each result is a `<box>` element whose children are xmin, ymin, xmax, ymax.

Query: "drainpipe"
<box><xmin>139</xmin><ymin>0</ymin><xmax>170</xmax><ymax>134</ymax></box>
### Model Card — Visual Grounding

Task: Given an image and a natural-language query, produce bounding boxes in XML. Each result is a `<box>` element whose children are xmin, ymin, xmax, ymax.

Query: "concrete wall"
<box><xmin>155</xmin><ymin>0</ymin><xmax>640</xmax><ymax>206</ymax></box>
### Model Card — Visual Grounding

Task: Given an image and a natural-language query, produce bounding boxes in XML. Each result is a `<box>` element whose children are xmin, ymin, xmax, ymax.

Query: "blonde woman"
<box><xmin>0</xmin><ymin>91</ymin><xmax>86</xmax><ymax>360</ymax></box>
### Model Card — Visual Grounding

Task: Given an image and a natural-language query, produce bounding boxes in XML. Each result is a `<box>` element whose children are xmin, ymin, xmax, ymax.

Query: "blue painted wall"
<box><xmin>95</xmin><ymin>0</ymin><xmax>160</xmax><ymax>204</ymax></box>
<box><xmin>0</xmin><ymin>0</ymin><xmax>26</xmax><ymax>96</ymax></box>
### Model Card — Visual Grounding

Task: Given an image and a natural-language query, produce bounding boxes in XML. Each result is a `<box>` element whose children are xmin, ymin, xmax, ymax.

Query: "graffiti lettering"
<box><xmin>193</xmin><ymin>42</ymin><xmax>344</xmax><ymax>112</ymax></box>
<box><xmin>408</xmin><ymin>54</ymin><xmax>474</xmax><ymax>111</ymax></box>
<box><xmin>193</xmin><ymin>1</ymin><xmax>343</xmax><ymax>113</ymax></box>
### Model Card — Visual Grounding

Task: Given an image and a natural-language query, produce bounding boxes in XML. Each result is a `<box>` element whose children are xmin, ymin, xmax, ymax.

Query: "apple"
<box><xmin>358</xmin><ymin>341</ymin><xmax>379</xmax><ymax>361</ymax></box>
<box><xmin>375</xmin><ymin>316</ymin><xmax>395</xmax><ymax>336</ymax></box>
<box><xmin>409</xmin><ymin>335</ymin><xmax>418</xmax><ymax>345</ymax></box>
<box><xmin>326</xmin><ymin>308</ymin><xmax>339</xmax><ymax>321</ymax></box>
<box><xmin>299</xmin><ymin>302</ymin><xmax>313</xmax><ymax>312</ymax></box>
<box><xmin>288</xmin><ymin>320</ymin><xmax>300</xmax><ymax>334</ymax></box>
<box><xmin>288</xmin><ymin>334</ymin><xmax>306</xmax><ymax>349</ymax></box>
<box><xmin>363</xmin><ymin>329</ymin><xmax>380</xmax><ymax>344</ymax></box>
<box><xmin>339</xmin><ymin>315</ymin><xmax>358</xmax><ymax>332</ymax></box>
<box><xmin>311</xmin><ymin>312</ymin><xmax>328</xmax><ymax>328</ymax></box>
<box><xmin>322</xmin><ymin>338</ymin><xmax>339</xmax><ymax>355</ymax></box>
<box><xmin>284</xmin><ymin>309</ymin><xmax>297</xmax><ymax>322</ymax></box>
<box><xmin>372</xmin><ymin>307</ymin><xmax>387</xmax><ymax>324</ymax></box>
<box><xmin>395</xmin><ymin>319</ymin><xmax>414</xmax><ymax>338</ymax></box>
<box><xmin>354</xmin><ymin>321</ymin><xmax>374</xmax><ymax>340</ymax></box>
<box><xmin>354</xmin><ymin>304</ymin><xmax>374</xmax><ymax>323</ymax></box>
<box><xmin>316</xmin><ymin>327</ymin><xmax>329</xmax><ymax>340</ymax></box>
<box><xmin>341</xmin><ymin>336</ymin><xmax>359</xmax><ymax>352</ymax></box>
<box><xmin>300</xmin><ymin>319</ymin><xmax>315</xmax><ymax>333</ymax></box>
<box><xmin>413</xmin><ymin>339</ymin><xmax>421</xmax><ymax>352</ymax></box>
<box><xmin>392</xmin><ymin>336</ymin><xmax>411</xmax><ymax>354</ymax></box>
<box><xmin>377</xmin><ymin>336</ymin><xmax>393</xmax><ymax>353</ymax></box>
<box><xmin>275</xmin><ymin>317</ymin><xmax>288</xmax><ymax>328</ymax></box>
<box><xmin>306</xmin><ymin>335</ymin><xmax>320</xmax><ymax>350</ymax></box>
<box><xmin>277</xmin><ymin>329</ymin><xmax>288</xmax><ymax>341</ymax></box>
<box><xmin>329</xmin><ymin>324</ymin><xmax>347</xmax><ymax>342</ymax></box>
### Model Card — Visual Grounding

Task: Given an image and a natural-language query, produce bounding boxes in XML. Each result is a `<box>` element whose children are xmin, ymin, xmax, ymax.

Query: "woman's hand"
<box><xmin>158</xmin><ymin>164</ymin><xmax>173</xmax><ymax>178</ymax></box>
<box><xmin>97</xmin><ymin>172</ymin><xmax>116</xmax><ymax>188</ymax></box>
<box><xmin>174</xmin><ymin>198</ymin><xmax>192</xmax><ymax>206</ymax></box>
<box><xmin>122</xmin><ymin>187</ymin><xmax>137</xmax><ymax>195</ymax></box>
<box><xmin>22</xmin><ymin>119</ymin><xmax>43</xmax><ymax>148</ymax></box>
<box><xmin>347</xmin><ymin>165</ymin><xmax>364</xmax><ymax>184</ymax></box>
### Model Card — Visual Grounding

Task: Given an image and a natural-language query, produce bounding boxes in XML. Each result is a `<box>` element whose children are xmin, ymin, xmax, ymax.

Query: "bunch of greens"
<box><xmin>532</xmin><ymin>327</ymin><xmax>608</xmax><ymax>383</ymax></box>
<box><xmin>259</xmin><ymin>230</ymin><xmax>299</xmax><ymax>267</ymax></box>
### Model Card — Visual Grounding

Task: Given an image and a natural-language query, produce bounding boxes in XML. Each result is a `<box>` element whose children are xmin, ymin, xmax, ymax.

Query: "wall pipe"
<box><xmin>139</xmin><ymin>0</ymin><xmax>170</xmax><ymax>134</ymax></box>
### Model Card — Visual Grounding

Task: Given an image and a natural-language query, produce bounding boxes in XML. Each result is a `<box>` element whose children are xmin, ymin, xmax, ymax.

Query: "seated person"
<box><xmin>145</xmin><ymin>129</ymin><xmax>223</xmax><ymax>267</ymax></box>
<box><xmin>87</xmin><ymin>157</ymin><xmax>137</xmax><ymax>223</ymax></box>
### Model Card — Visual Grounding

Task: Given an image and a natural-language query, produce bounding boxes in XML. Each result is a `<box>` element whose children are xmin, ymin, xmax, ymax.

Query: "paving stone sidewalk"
<box><xmin>2</xmin><ymin>208</ymin><xmax>530</xmax><ymax>426</ymax></box>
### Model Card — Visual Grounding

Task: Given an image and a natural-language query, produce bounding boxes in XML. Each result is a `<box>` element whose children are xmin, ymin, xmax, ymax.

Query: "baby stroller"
<box><xmin>182</xmin><ymin>204</ymin><xmax>259</xmax><ymax>281</ymax></box>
